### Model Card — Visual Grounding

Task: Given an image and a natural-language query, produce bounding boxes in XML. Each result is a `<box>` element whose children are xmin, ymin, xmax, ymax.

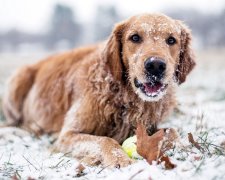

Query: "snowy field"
<box><xmin>0</xmin><ymin>49</ymin><xmax>225</xmax><ymax>180</ymax></box>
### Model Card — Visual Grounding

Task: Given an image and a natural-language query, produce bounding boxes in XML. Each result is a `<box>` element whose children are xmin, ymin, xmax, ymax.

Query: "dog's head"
<box><xmin>104</xmin><ymin>13</ymin><xmax>196</xmax><ymax>101</ymax></box>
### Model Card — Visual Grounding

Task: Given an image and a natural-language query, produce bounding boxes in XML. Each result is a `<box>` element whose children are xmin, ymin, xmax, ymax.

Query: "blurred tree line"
<box><xmin>0</xmin><ymin>3</ymin><xmax>224</xmax><ymax>52</ymax></box>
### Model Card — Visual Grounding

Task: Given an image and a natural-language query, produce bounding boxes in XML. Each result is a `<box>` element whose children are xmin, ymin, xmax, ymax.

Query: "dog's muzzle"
<box><xmin>134</xmin><ymin>57</ymin><xmax>168</xmax><ymax>100</ymax></box>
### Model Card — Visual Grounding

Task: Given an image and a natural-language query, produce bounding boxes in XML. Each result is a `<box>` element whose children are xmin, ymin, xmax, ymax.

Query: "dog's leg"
<box><xmin>54</xmin><ymin>130</ymin><xmax>134</xmax><ymax>168</ymax></box>
<box><xmin>3</xmin><ymin>66</ymin><xmax>36</xmax><ymax>126</ymax></box>
<box><xmin>54</xmin><ymin>98</ymin><xmax>134</xmax><ymax>168</ymax></box>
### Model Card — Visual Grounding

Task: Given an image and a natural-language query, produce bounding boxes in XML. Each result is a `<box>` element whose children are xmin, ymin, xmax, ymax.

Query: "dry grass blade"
<box><xmin>22</xmin><ymin>155</ymin><xmax>38</xmax><ymax>170</ymax></box>
<box><xmin>97</xmin><ymin>164</ymin><xmax>111</xmax><ymax>174</ymax></box>
<box><xmin>188</xmin><ymin>133</ymin><xmax>204</xmax><ymax>153</ymax></box>
<box><xmin>128</xmin><ymin>169</ymin><xmax>144</xmax><ymax>180</ymax></box>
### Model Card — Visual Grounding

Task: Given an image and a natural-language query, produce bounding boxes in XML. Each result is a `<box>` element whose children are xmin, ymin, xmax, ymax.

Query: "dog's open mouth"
<box><xmin>134</xmin><ymin>78</ymin><xmax>168</xmax><ymax>98</ymax></box>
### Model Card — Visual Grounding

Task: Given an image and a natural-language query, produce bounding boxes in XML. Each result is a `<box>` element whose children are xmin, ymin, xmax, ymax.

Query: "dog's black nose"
<box><xmin>144</xmin><ymin>57</ymin><xmax>166</xmax><ymax>78</ymax></box>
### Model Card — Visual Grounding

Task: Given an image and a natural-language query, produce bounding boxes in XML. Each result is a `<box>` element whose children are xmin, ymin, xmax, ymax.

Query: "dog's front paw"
<box><xmin>100</xmin><ymin>137</ymin><xmax>135</xmax><ymax>168</ymax></box>
<box><xmin>103</xmin><ymin>148</ymin><xmax>135</xmax><ymax>168</ymax></box>
<box><xmin>81</xmin><ymin>150</ymin><xmax>134</xmax><ymax>168</ymax></box>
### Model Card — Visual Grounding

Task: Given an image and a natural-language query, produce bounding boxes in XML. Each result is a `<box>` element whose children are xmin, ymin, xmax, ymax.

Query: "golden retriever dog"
<box><xmin>2</xmin><ymin>13</ymin><xmax>195</xmax><ymax>167</ymax></box>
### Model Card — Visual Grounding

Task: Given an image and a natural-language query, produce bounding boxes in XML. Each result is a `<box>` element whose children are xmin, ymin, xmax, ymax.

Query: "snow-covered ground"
<box><xmin>0</xmin><ymin>50</ymin><xmax>225</xmax><ymax>180</ymax></box>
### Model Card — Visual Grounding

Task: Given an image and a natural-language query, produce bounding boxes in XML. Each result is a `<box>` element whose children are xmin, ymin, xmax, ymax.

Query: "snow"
<box><xmin>0</xmin><ymin>50</ymin><xmax>225</xmax><ymax>179</ymax></box>
<box><xmin>141</xmin><ymin>23</ymin><xmax>153</xmax><ymax>36</ymax></box>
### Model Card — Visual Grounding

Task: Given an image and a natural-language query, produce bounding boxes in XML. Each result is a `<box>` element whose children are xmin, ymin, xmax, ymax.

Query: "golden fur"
<box><xmin>2</xmin><ymin>13</ymin><xmax>195</xmax><ymax>167</ymax></box>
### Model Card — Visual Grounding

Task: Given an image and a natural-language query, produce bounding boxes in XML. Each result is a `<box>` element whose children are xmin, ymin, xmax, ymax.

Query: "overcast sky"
<box><xmin>0</xmin><ymin>0</ymin><xmax>225</xmax><ymax>33</ymax></box>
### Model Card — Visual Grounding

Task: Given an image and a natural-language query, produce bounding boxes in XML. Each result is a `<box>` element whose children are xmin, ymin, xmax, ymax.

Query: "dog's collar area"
<box><xmin>134</xmin><ymin>78</ymin><xmax>167</xmax><ymax>98</ymax></box>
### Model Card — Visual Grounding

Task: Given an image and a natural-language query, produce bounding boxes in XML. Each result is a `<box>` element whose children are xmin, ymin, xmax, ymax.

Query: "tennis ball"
<box><xmin>122</xmin><ymin>135</ymin><xmax>143</xmax><ymax>159</ymax></box>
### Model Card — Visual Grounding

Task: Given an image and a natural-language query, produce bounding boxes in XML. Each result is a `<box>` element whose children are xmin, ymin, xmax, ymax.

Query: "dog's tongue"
<box><xmin>144</xmin><ymin>82</ymin><xmax>162</xmax><ymax>94</ymax></box>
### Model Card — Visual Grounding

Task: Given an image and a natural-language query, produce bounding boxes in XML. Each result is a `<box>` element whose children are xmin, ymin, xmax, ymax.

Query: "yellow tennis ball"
<box><xmin>122</xmin><ymin>135</ymin><xmax>143</xmax><ymax>159</ymax></box>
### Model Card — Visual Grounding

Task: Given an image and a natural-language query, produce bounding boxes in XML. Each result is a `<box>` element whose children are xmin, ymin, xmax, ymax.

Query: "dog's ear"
<box><xmin>103</xmin><ymin>22</ymin><xmax>126</xmax><ymax>82</ymax></box>
<box><xmin>176</xmin><ymin>21</ymin><xmax>196</xmax><ymax>84</ymax></box>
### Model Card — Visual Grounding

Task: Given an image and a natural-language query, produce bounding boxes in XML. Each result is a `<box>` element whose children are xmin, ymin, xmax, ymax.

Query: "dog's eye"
<box><xmin>130</xmin><ymin>34</ymin><xmax>141</xmax><ymax>43</ymax></box>
<box><xmin>166</xmin><ymin>36</ymin><xmax>176</xmax><ymax>45</ymax></box>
